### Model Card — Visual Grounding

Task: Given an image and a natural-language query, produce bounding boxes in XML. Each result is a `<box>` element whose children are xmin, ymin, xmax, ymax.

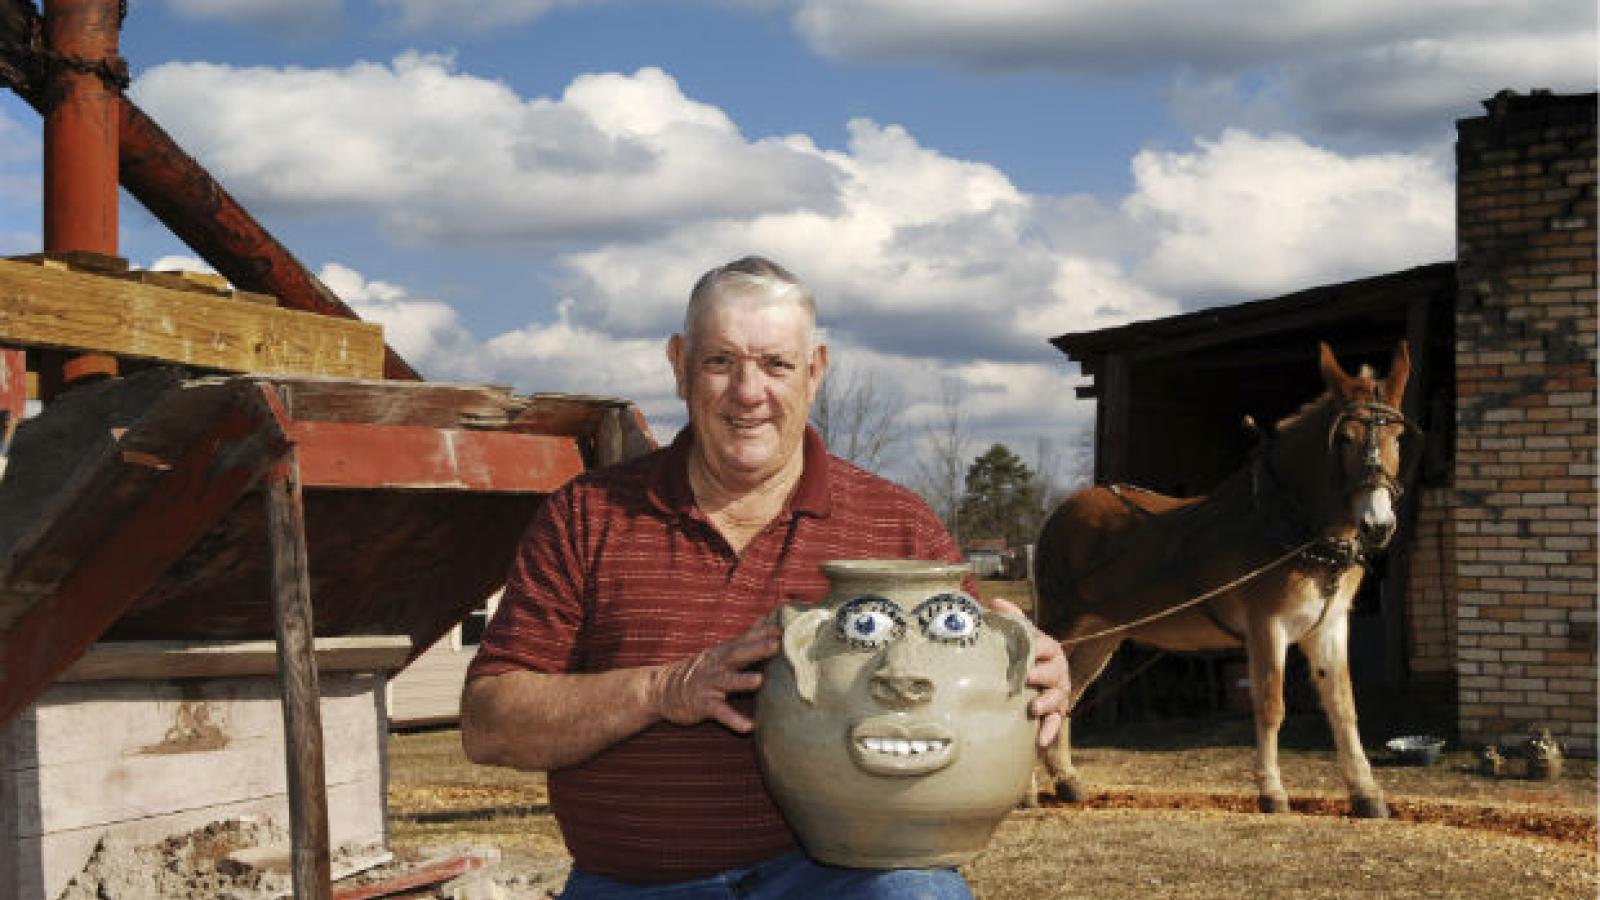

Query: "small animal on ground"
<box><xmin>1033</xmin><ymin>341</ymin><xmax>1418</xmax><ymax>819</ymax></box>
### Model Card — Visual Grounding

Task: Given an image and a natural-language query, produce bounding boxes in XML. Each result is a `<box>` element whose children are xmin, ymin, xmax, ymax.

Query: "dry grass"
<box><xmin>388</xmin><ymin>715</ymin><xmax>1596</xmax><ymax>899</ymax></box>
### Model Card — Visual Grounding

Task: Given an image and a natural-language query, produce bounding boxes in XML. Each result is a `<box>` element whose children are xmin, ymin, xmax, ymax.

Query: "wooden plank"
<box><xmin>0</xmin><ymin>384</ymin><xmax>292</xmax><ymax>727</ymax></box>
<box><xmin>512</xmin><ymin>392</ymin><xmax>632</xmax><ymax>437</ymax></box>
<box><xmin>265</xmin><ymin>451</ymin><xmax>334</xmax><ymax>900</ymax></box>
<box><xmin>56</xmin><ymin>637</ymin><xmax>412</xmax><ymax>682</ymax></box>
<box><xmin>278</xmin><ymin>379</ymin><xmax>518</xmax><ymax>429</ymax></box>
<box><xmin>10</xmin><ymin>694</ymin><xmax>380</xmax><ymax>833</ymax></box>
<box><xmin>0</xmin><ymin>368</ymin><xmax>196</xmax><ymax>611</ymax></box>
<box><xmin>332</xmin><ymin>854</ymin><xmax>489</xmax><ymax>900</ymax></box>
<box><xmin>4</xmin><ymin>673</ymin><xmax>378</xmax><ymax>774</ymax></box>
<box><xmin>289</xmin><ymin>422</ymin><xmax>585</xmax><ymax>492</ymax></box>
<box><xmin>0</xmin><ymin>258</ymin><xmax>384</xmax><ymax>378</ymax></box>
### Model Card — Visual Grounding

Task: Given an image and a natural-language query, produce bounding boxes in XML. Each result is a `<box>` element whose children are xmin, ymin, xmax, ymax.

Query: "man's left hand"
<box><xmin>988</xmin><ymin>597</ymin><xmax>1070</xmax><ymax>749</ymax></box>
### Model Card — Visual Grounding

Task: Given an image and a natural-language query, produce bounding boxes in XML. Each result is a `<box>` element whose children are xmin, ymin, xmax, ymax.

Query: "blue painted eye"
<box><xmin>914</xmin><ymin>593</ymin><xmax>983</xmax><ymax>645</ymax></box>
<box><xmin>835</xmin><ymin>596</ymin><xmax>905</xmax><ymax>649</ymax></box>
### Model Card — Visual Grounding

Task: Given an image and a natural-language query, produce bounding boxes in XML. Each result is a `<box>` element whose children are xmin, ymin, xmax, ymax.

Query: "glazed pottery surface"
<box><xmin>756</xmin><ymin>559</ymin><xmax>1036</xmax><ymax>869</ymax></box>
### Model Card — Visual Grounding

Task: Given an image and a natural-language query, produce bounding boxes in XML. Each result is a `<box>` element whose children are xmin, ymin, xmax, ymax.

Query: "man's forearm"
<box><xmin>460</xmin><ymin>666</ymin><xmax>664</xmax><ymax>771</ymax></box>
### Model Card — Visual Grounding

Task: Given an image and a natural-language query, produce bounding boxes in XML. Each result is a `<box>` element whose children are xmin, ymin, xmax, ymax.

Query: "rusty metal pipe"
<box><xmin>41</xmin><ymin>0</ymin><xmax>118</xmax><ymax>255</ymax></box>
<box><xmin>39</xmin><ymin>0</ymin><xmax>121</xmax><ymax>392</ymax></box>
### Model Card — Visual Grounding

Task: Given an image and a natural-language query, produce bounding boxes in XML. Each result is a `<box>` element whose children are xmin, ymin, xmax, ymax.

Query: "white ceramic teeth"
<box><xmin>859</xmin><ymin>737</ymin><xmax>948</xmax><ymax>755</ymax></box>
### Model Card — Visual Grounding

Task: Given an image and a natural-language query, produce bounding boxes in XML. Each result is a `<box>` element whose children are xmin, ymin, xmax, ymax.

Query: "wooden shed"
<box><xmin>1052</xmin><ymin>90</ymin><xmax>1597</xmax><ymax>755</ymax></box>
<box><xmin>1052</xmin><ymin>264</ymin><xmax>1456</xmax><ymax>714</ymax></box>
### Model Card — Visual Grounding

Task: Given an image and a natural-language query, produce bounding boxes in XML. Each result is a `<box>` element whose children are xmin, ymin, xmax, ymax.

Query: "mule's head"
<box><xmin>1316</xmin><ymin>340</ymin><xmax>1417</xmax><ymax>550</ymax></box>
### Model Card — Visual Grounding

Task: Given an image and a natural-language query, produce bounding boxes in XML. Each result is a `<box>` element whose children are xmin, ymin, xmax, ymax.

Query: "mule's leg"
<box><xmin>1040</xmin><ymin>636</ymin><xmax>1121</xmax><ymax>803</ymax></box>
<box><xmin>1246</xmin><ymin>624</ymin><xmax>1292</xmax><ymax>813</ymax></box>
<box><xmin>1301</xmin><ymin>618</ymin><xmax>1390</xmax><ymax>818</ymax></box>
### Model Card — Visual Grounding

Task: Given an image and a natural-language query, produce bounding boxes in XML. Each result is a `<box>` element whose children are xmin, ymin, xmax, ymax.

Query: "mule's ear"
<box><xmin>1318</xmin><ymin>342</ymin><xmax>1354</xmax><ymax>396</ymax></box>
<box><xmin>1383</xmin><ymin>340</ymin><xmax>1411</xmax><ymax>407</ymax></box>
<box><xmin>780</xmin><ymin>606</ymin><xmax>831</xmax><ymax>703</ymax></box>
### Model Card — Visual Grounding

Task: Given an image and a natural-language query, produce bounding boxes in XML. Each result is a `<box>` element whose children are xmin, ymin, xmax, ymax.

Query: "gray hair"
<box><xmin>682</xmin><ymin>256</ymin><xmax>819</xmax><ymax>355</ymax></box>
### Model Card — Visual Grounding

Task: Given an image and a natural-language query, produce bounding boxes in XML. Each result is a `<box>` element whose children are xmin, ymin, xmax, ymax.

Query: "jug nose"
<box><xmin>870</xmin><ymin>642</ymin><xmax>934</xmax><ymax>708</ymax></box>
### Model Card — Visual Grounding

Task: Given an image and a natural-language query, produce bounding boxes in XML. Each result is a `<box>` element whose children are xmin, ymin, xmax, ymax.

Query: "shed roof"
<box><xmin>1051</xmin><ymin>262</ymin><xmax>1456</xmax><ymax>385</ymax></box>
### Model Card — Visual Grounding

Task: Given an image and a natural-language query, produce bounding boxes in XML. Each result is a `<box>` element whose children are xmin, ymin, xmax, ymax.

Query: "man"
<box><xmin>462</xmin><ymin>256</ymin><xmax>1068</xmax><ymax>899</ymax></box>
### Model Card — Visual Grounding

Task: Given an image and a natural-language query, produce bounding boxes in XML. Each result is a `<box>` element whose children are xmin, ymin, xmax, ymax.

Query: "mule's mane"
<box><xmin>1273</xmin><ymin>364</ymin><xmax>1382</xmax><ymax>434</ymax></box>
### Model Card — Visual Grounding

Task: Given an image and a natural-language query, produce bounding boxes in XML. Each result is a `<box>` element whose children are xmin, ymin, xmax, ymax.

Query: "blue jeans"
<box><xmin>558</xmin><ymin>851</ymin><xmax>973</xmax><ymax>900</ymax></box>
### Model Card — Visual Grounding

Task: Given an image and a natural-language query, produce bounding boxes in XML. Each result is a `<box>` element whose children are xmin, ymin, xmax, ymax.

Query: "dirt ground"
<box><xmin>386</xmin><ymin>714</ymin><xmax>1597</xmax><ymax>900</ymax></box>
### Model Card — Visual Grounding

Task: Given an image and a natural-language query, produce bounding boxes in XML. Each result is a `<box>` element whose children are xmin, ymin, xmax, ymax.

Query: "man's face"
<box><xmin>669</xmin><ymin>299</ymin><xmax>826</xmax><ymax>486</ymax></box>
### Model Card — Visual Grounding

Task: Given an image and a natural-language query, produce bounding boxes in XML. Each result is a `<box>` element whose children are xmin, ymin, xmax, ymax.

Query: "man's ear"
<box><xmin>985</xmin><ymin>611</ymin><xmax>1035</xmax><ymax>697</ymax></box>
<box><xmin>807</xmin><ymin>343</ymin><xmax>829</xmax><ymax>405</ymax></box>
<box><xmin>780</xmin><ymin>606</ymin><xmax>831</xmax><ymax>703</ymax></box>
<box><xmin>667</xmin><ymin>334</ymin><xmax>688</xmax><ymax>401</ymax></box>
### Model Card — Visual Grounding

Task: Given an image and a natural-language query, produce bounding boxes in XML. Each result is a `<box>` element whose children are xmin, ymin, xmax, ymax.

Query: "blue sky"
<box><xmin>1</xmin><ymin>0</ymin><xmax>1593</xmax><ymax>487</ymax></box>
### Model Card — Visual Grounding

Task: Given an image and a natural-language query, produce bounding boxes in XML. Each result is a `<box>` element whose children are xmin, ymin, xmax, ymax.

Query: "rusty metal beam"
<box><xmin>115</xmin><ymin>102</ymin><xmax>421</xmax><ymax>381</ymax></box>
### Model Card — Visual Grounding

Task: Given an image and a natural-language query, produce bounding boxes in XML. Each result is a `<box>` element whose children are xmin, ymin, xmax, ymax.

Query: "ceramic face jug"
<box><xmin>755</xmin><ymin>559</ymin><xmax>1036</xmax><ymax>868</ymax></box>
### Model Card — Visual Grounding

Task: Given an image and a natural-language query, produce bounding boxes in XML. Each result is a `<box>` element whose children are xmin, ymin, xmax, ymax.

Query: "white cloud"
<box><xmin>319</xmin><ymin>262</ymin><xmax>493</xmax><ymax>383</ymax></box>
<box><xmin>317</xmin><ymin>262</ymin><xmax>680</xmax><ymax>428</ymax></box>
<box><xmin>166</xmin><ymin>0</ymin><xmax>340</xmax><ymax>37</ymax></box>
<box><xmin>130</xmin><ymin>56</ymin><xmax>838</xmax><ymax>244</ymax></box>
<box><xmin>147</xmin><ymin>254</ymin><xmax>214</xmax><ymax>274</ymax></box>
<box><xmin>1124</xmin><ymin>130</ymin><xmax>1455</xmax><ymax>300</ymax></box>
<box><xmin>126</xmin><ymin>51</ymin><xmax>1458</xmax><ymax>479</ymax></box>
<box><xmin>789</xmin><ymin>0</ymin><xmax>1597</xmax><ymax>139</ymax></box>
<box><xmin>375</xmin><ymin>0</ymin><xmax>604</xmax><ymax>32</ymax></box>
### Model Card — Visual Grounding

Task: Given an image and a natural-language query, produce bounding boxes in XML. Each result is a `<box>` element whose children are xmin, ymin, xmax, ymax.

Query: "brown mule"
<box><xmin>1033</xmin><ymin>341</ymin><xmax>1418</xmax><ymax>819</ymax></box>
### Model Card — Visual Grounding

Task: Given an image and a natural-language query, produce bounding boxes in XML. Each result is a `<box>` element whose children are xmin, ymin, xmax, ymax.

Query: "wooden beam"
<box><xmin>288</xmin><ymin>421</ymin><xmax>586</xmax><ymax>492</ymax></box>
<box><xmin>0</xmin><ymin>258</ymin><xmax>384</xmax><ymax>378</ymax></box>
<box><xmin>264</xmin><ymin>448</ymin><xmax>333</xmax><ymax>900</ymax></box>
<box><xmin>1097</xmin><ymin>352</ymin><xmax>1132</xmax><ymax>484</ymax></box>
<box><xmin>56</xmin><ymin>636</ymin><xmax>413</xmax><ymax>682</ymax></box>
<box><xmin>0</xmin><ymin>384</ymin><xmax>291</xmax><ymax>727</ymax></box>
<box><xmin>277</xmin><ymin>379</ymin><xmax>519</xmax><ymax>428</ymax></box>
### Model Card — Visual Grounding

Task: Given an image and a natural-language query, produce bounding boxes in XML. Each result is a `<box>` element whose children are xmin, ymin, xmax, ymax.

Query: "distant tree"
<box><xmin>1029</xmin><ymin>420</ymin><xmax>1095</xmax><ymax>517</ymax></box>
<box><xmin>911</xmin><ymin>380</ymin><xmax>970</xmax><ymax>542</ymax></box>
<box><xmin>956</xmin><ymin>443</ymin><xmax>1041</xmax><ymax>548</ymax></box>
<box><xmin>811</xmin><ymin>360</ymin><xmax>904</xmax><ymax>472</ymax></box>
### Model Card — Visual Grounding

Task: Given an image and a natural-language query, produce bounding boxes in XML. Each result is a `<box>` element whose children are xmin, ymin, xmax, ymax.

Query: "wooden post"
<box><xmin>265</xmin><ymin>449</ymin><xmax>333</xmax><ymax>900</ymax></box>
<box><xmin>1097</xmin><ymin>352</ymin><xmax>1132</xmax><ymax>484</ymax></box>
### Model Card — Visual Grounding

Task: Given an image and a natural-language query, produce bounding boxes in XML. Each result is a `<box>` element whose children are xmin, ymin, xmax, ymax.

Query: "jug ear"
<box><xmin>780</xmin><ymin>606</ymin><xmax>831</xmax><ymax>703</ymax></box>
<box><xmin>984</xmin><ymin>611</ymin><xmax>1035</xmax><ymax>696</ymax></box>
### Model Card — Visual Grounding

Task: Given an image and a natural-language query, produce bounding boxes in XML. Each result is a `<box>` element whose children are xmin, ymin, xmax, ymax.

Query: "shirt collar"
<box><xmin>646</xmin><ymin>424</ymin><xmax>833</xmax><ymax>520</ymax></box>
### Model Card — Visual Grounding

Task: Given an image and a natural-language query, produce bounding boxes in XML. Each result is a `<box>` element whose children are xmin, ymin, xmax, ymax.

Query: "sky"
<box><xmin>0</xmin><ymin>0</ymin><xmax>1594</xmax><ymax>487</ymax></box>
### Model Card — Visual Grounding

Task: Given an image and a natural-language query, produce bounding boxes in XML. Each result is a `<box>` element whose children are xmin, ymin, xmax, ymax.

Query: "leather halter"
<box><xmin>1325</xmin><ymin>400</ymin><xmax>1423</xmax><ymax>503</ymax></box>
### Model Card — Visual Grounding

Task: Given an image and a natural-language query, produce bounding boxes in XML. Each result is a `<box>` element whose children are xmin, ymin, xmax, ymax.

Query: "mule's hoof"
<box><xmin>1257</xmin><ymin>793</ymin><xmax>1291</xmax><ymax>814</ymax></box>
<box><xmin>1352</xmin><ymin>796</ymin><xmax>1390</xmax><ymax>819</ymax></box>
<box><xmin>1055</xmin><ymin>778</ymin><xmax>1088</xmax><ymax>804</ymax></box>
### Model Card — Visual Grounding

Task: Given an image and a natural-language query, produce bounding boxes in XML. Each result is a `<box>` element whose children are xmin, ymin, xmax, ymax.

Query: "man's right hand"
<box><xmin>651</xmin><ymin>617</ymin><xmax>782</xmax><ymax>733</ymax></box>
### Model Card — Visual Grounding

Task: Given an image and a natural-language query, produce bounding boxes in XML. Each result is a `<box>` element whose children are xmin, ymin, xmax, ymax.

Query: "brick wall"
<box><xmin>1405</xmin><ymin>486</ymin><xmax>1457</xmax><ymax>679</ymax></box>
<box><xmin>1452</xmin><ymin>90</ymin><xmax>1597</xmax><ymax>755</ymax></box>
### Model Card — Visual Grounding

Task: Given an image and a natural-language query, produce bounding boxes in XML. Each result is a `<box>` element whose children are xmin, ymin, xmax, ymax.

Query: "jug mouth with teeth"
<box><xmin>847</xmin><ymin>718</ymin><xmax>957</xmax><ymax>776</ymax></box>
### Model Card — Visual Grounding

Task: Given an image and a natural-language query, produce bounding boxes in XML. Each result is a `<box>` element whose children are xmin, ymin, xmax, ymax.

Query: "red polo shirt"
<box><xmin>467</xmin><ymin>426</ymin><xmax>963</xmax><ymax>883</ymax></box>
